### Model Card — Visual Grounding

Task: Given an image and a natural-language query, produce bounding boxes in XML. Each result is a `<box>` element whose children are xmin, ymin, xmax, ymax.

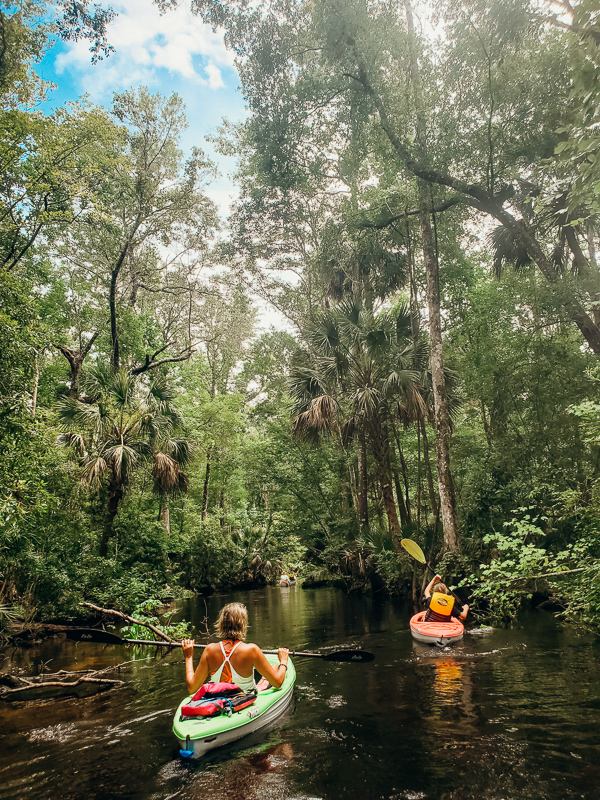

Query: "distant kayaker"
<box><xmin>424</xmin><ymin>575</ymin><xmax>469</xmax><ymax>623</ymax></box>
<box><xmin>182</xmin><ymin>602</ymin><xmax>290</xmax><ymax>694</ymax></box>
<box><xmin>280</xmin><ymin>572</ymin><xmax>290</xmax><ymax>586</ymax></box>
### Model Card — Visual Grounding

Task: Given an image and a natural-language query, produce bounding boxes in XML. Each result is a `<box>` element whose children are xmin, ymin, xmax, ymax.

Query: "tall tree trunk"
<box><xmin>100</xmin><ymin>477</ymin><xmax>123</xmax><ymax>557</ymax></box>
<box><xmin>54</xmin><ymin>332</ymin><xmax>100</xmax><ymax>399</ymax></box>
<box><xmin>389</xmin><ymin>429</ymin><xmax>409</xmax><ymax>525</ymax></box>
<box><xmin>109</xmin><ymin>265</ymin><xmax>121</xmax><ymax>371</ymax></box>
<box><xmin>416</xmin><ymin>421</ymin><xmax>422</xmax><ymax>529</ymax></box>
<box><xmin>31</xmin><ymin>352</ymin><xmax>39</xmax><ymax>418</ymax></box>
<box><xmin>110</xmin><ymin>224</ymin><xmax>141</xmax><ymax>371</ymax></box>
<box><xmin>392</xmin><ymin>465</ymin><xmax>409</xmax><ymax>526</ymax></box>
<box><xmin>419</xmin><ymin>193</ymin><xmax>458</xmax><ymax>550</ymax></box>
<box><xmin>158</xmin><ymin>497</ymin><xmax>170</xmax><ymax>535</ymax></box>
<box><xmin>218</xmin><ymin>491</ymin><xmax>226</xmax><ymax>528</ymax></box>
<box><xmin>357</xmin><ymin>426</ymin><xmax>369</xmax><ymax>530</ymax></box>
<box><xmin>340</xmin><ymin>457</ymin><xmax>350</xmax><ymax>516</ymax></box>
<box><xmin>201</xmin><ymin>446</ymin><xmax>212</xmax><ymax>521</ymax></box>
<box><xmin>420</xmin><ymin>418</ymin><xmax>440</xmax><ymax>526</ymax></box>
<box><xmin>411</xmin><ymin>562</ymin><xmax>418</xmax><ymax>605</ymax></box>
<box><xmin>391</xmin><ymin>422</ymin><xmax>412</xmax><ymax>522</ymax></box>
<box><xmin>480</xmin><ymin>401</ymin><xmax>492</xmax><ymax>445</ymax></box>
<box><xmin>405</xmin><ymin>0</ymin><xmax>458</xmax><ymax>551</ymax></box>
<box><xmin>348</xmin><ymin>463</ymin><xmax>359</xmax><ymax>521</ymax></box>
<box><xmin>370</xmin><ymin>417</ymin><xmax>402</xmax><ymax>549</ymax></box>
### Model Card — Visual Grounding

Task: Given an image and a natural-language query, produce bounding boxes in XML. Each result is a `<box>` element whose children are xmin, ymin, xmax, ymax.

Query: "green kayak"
<box><xmin>173</xmin><ymin>654</ymin><xmax>296</xmax><ymax>758</ymax></box>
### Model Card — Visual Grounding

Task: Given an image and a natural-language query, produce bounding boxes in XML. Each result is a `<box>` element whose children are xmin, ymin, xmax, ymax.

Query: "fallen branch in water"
<box><xmin>79</xmin><ymin>601</ymin><xmax>176</xmax><ymax>643</ymax></box>
<box><xmin>0</xmin><ymin>675</ymin><xmax>124</xmax><ymax>699</ymax></box>
<box><xmin>0</xmin><ymin>660</ymin><xmax>136</xmax><ymax>701</ymax></box>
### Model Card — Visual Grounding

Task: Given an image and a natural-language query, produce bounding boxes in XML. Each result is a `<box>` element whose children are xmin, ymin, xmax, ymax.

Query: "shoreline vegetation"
<box><xmin>3</xmin><ymin>1</ymin><xmax>600</xmax><ymax>639</ymax></box>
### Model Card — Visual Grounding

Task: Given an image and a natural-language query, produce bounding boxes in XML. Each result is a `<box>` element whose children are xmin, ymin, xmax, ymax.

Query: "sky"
<box><xmin>38</xmin><ymin>0</ymin><xmax>248</xmax><ymax>216</ymax></box>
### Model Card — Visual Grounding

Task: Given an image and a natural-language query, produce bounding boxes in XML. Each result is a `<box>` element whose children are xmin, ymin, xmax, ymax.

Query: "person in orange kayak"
<box><xmin>182</xmin><ymin>602</ymin><xmax>290</xmax><ymax>694</ymax></box>
<box><xmin>424</xmin><ymin>574</ymin><xmax>469</xmax><ymax>623</ymax></box>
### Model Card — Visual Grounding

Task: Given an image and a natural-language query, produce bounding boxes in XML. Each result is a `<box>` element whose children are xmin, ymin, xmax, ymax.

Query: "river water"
<box><xmin>1</xmin><ymin>586</ymin><xmax>599</xmax><ymax>800</ymax></box>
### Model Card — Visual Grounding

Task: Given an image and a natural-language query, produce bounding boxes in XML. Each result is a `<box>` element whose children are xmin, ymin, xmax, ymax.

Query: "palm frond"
<box><xmin>325</xmin><ymin>268</ymin><xmax>350</xmax><ymax>302</ymax></box>
<box><xmin>351</xmin><ymin>385</ymin><xmax>381</xmax><ymax>416</ymax></box>
<box><xmin>166</xmin><ymin>437</ymin><xmax>194</xmax><ymax>465</ymax></box>
<box><xmin>394</xmin><ymin>302</ymin><xmax>416</xmax><ymax>342</ymax></box>
<box><xmin>111</xmin><ymin>370</ymin><xmax>136</xmax><ymax>409</ymax></box>
<box><xmin>56</xmin><ymin>397</ymin><xmax>102</xmax><ymax>430</ymax></box>
<box><xmin>411</xmin><ymin>338</ymin><xmax>429</xmax><ymax>372</ymax></box>
<box><xmin>153</xmin><ymin>452</ymin><xmax>181</xmax><ymax>494</ymax></box>
<box><xmin>148</xmin><ymin>374</ymin><xmax>180</xmax><ymax>416</ymax></box>
<box><xmin>288</xmin><ymin>352</ymin><xmax>329</xmax><ymax>407</ymax></box>
<box><xmin>383</xmin><ymin>368</ymin><xmax>420</xmax><ymax>395</ymax></box>
<box><xmin>396</xmin><ymin>384</ymin><xmax>427</xmax><ymax>425</ymax></box>
<box><xmin>104</xmin><ymin>444</ymin><xmax>138</xmax><ymax>481</ymax></box>
<box><xmin>488</xmin><ymin>224</ymin><xmax>532</xmax><ymax>277</ymax></box>
<box><xmin>292</xmin><ymin>394</ymin><xmax>338</xmax><ymax>440</ymax></box>
<box><xmin>58</xmin><ymin>431</ymin><xmax>87</xmax><ymax>457</ymax></box>
<box><xmin>83</xmin><ymin>363</ymin><xmax>114</xmax><ymax>397</ymax></box>
<box><xmin>138</xmin><ymin>411</ymin><xmax>175</xmax><ymax>440</ymax></box>
<box><xmin>81</xmin><ymin>456</ymin><xmax>108</xmax><ymax>488</ymax></box>
<box><xmin>0</xmin><ymin>603</ymin><xmax>24</xmax><ymax>623</ymax></box>
<box><xmin>307</xmin><ymin>313</ymin><xmax>343</xmax><ymax>355</ymax></box>
<box><xmin>340</xmin><ymin>415</ymin><xmax>360</xmax><ymax>447</ymax></box>
<box><xmin>365</xmin><ymin>326</ymin><xmax>394</xmax><ymax>355</ymax></box>
<box><xmin>337</xmin><ymin>297</ymin><xmax>363</xmax><ymax>329</ymax></box>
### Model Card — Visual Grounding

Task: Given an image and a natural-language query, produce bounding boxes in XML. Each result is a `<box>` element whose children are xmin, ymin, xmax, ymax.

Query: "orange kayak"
<box><xmin>410</xmin><ymin>611</ymin><xmax>464</xmax><ymax>646</ymax></box>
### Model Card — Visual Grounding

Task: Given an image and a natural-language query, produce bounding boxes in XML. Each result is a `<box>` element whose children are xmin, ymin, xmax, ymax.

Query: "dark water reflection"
<box><xmin>1</xmin><ymin>587</ymin><xmax>599</xmax><ymax>799</ymax></box>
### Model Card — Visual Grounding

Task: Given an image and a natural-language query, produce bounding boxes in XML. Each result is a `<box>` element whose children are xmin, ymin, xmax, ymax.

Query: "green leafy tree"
<box><xmin>57</xmin><ymin>366</ymin><xmax>190</xmax><ymax>556</ymax></box>
<box><xmin>51</xmin><ymin>88</ymin><xmax>218</xmax><ymax>390</ymax></box>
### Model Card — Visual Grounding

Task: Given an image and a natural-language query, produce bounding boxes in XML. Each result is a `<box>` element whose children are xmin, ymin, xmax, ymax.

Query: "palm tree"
<box><xmin>152</xmin><ymin>442</ymin><xmax>192</xmax><ymax>535</ymax></box>
<box><xmin>56</xmin><ymin>366</ymin><xmax>190</xmax><ymax>556</ymax></box>
<box><xmin>289</xmin><ymin>298</ymin><xmax>424</xmax><ymax>550</ymax></box>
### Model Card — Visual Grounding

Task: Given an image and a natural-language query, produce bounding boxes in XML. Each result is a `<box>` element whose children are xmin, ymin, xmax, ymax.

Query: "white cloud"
<box><xmin>204</xmin><ymin>63</ymin><xmax>225</xmax><ymax>90</ymax></box>
<box><xmin>54</xmin><ymin>0</ymin><xmax>236</xmax><ymax>98</ymax></box>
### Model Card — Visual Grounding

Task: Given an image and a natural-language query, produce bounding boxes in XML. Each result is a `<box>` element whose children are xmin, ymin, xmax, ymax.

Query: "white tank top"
<box><xmin>211</xmin><ymin>641</ymin><xmax>256</xmax><ymax>692</ymax></box>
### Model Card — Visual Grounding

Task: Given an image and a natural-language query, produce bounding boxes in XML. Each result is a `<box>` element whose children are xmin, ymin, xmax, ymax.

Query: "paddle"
<box><xmin>400</xmin><ymin>537</ymin><xmax>466</xmax><ymax>608</ymax></box>
<box><xmin>65</xmin><ymin>628</ymin><xmax>375</xmax><ymax>662</ymax></box>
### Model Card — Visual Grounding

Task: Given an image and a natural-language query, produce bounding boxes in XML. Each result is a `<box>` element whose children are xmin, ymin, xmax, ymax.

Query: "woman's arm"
<box><xmin>251</xmin><ymin>645</ymin><xmax>290</xmax><ymax>689</ymax></box>
<box><xmin>182</xmin><ymin>639</ymin><xmax>210</xmax><ymax>694</ymax></box>
<box><xmin>458</xmin><ymin>604</ymin><xmax>469</xmax><ymax>620</ymax></box>
<box><xmin>424</xmin><ymin>574</ymin><xmax>442</xmax><ymax>599</ymax></box>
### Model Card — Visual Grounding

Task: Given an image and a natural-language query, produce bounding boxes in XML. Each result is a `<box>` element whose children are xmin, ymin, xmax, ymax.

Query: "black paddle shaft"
<box><xmin>65</xmin><ymin>629</ymin><xmax>375</xmax><ymax>662</ymax></box>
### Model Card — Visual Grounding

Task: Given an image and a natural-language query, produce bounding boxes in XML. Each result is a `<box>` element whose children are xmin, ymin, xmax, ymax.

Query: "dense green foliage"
<box><xmin>2</xmin><ymin>0</ymin><xmax>600</xmax><ymax>630</ymax></box>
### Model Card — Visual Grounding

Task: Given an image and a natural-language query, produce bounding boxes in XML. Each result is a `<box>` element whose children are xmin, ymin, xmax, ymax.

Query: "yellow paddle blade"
<box><xmin>400</xmin><ymin>538</ymin><xmax>426</xmax><ymax>564</ymax></box>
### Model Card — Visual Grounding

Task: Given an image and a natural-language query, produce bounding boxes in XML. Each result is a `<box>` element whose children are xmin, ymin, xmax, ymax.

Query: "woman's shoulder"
<box><xmin>239</xmin><ymin>641</ymin><xmax>262</xmax><ymax>657</ymax></box>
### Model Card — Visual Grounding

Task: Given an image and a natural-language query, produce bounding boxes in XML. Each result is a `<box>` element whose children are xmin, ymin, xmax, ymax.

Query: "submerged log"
<box><xmin>3</xmin><ymin>623</ymin><xmax>69</xmax><ymax>644</ymax></box>
<box><xmin>0</xmin><ymin>676</ymin><xmax>124</xmax><ymax>702</ymax></box>
<box><xmin>0</xmin><ymin>660</ymin><xmax>133</xmax><ymax>702</ymax></box>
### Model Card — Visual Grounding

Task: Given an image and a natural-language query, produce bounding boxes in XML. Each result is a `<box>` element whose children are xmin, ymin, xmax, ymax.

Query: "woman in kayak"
<box><xmin>182</xmin><ymin>602</ymin><xmax>290</xmax><ymax>694</ymax></box>
<box><xmin>424</xmin><ymin>575</ymin><xmax>469</xmax><ymax>623</ymax></box>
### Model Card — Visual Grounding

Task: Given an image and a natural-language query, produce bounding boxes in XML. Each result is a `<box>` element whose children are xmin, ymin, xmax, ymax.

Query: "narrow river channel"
<box><xmin>1</xmin><ymin>586</ymin><xmax>599</xmax><ymax>800</ymax></box>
